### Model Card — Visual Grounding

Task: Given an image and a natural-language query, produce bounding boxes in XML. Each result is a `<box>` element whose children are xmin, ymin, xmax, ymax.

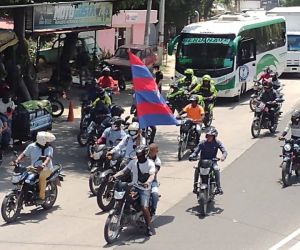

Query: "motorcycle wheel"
<box><xmin>178</xmin><ymin>138</ymin><xmax>187</xmax><ymax>161</ymax></box>
<box><xmin>204</xmin><ymin>111</ymin><xmax>213</xmax><ymax>127</ymax></box>
<box><xmin>249</xmin><ymin>99</ymin><xmax>256</xmax><ymax>112</ymax></box>
<box><xmin>104</xmin><ymin>209</ymin><xmax>122</xmax><ymax>244</ymax></box>
<box><xmin>97</xmin><ymin>180</ymin><xmax>115</xmax><ymax>211</ymax></box>
<box><xmin>282</xmin><ymin>162</ymin><xmax>292</xmax><ymax>187</ymax></box>
<box><xmin>1</xmin><ymin>192</ymin><xmax>22</xmax><ymax>223</ymax></box>
<box><xmin>118</xmin><ymin>76</ymin><xmax>126</xmax><ymax>91</ymax></box>
<box><xmin>198</xmin><ymin>190</ymin><xmax>208</xmax><ymax>216</ymax></box>
<box><xmin>251</xmin><ymin>120</ymin><xmax>261</xmax><ymax>138</ymax></box>
<box><xmin>42</xmin><ymin>182</ymin><xmax>58</xmax><ymax>209</ymax></box>
<box><xmin>269</xmin><ymin>123</ymin><xmax>278</xmax><ymax>134</ymax></box>
<box><xmin>89</xmin><ymin>171</ymin><xmax>102</xmax><ymax>196</ymax></box>
<box><xmin>77</xmin><ymin>131</ymin><xmax>89</xmax><ymax>147</ymax></box>
<box><xmin>51</xmin><ymin>100</ymin><xmax>64</xmax><ymax>118</ymax></box>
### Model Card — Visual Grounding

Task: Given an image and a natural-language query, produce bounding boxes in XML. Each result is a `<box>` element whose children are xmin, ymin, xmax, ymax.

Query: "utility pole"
<box><xmin>158</xmin><ymin>0</ymin><xmax>165</xmax><ymax>64</ymax></box>
<box><xmin>144</xmin><ymin>0</ymin><xmax>152</xmax><ymax>45</ymax></box>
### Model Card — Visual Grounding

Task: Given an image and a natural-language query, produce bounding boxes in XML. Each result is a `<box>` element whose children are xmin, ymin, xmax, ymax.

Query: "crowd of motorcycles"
<box><xmin>2</xmin><ymin>68</ymin><xmax>300</xmax><ymax>245</ymax></box>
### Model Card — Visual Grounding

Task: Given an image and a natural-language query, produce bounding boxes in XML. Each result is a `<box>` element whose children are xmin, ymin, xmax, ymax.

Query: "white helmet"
<box><xmin>36</xmin><ymin>131</ymin><xmax>56</xmax><ymax>146</ymax></box>
<box><xmin>128</xmin><ymin>122</ymin><xmax>140</xmax><ymax>139</ymax></box>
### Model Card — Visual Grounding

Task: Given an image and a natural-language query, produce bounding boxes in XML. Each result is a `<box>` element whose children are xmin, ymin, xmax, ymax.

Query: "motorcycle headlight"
<box><xmin>284</xmin><ymin>143</ymin><xmax>292</xmax><ymax>152</ymax></box>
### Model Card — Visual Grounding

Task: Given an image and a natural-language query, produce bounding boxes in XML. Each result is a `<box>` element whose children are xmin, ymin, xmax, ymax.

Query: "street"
<box><xmin>0</xmin><ymin>75</ymin><xmax>300</xmax><ymax>250</ymax></box>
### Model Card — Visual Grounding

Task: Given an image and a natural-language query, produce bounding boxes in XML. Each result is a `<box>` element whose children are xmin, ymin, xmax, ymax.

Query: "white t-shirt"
<box><xmin>124</xmin><ymin>159</ymin><xmax>155</xmax><ymax>190</ymax></box>
<box><xmin>0</xmin><ymin>99</ymin><xmax>15</xmax><ymax>115</ymax></box>
<box><xmin>23</xmin><ymin>143</ymin><xmax>54</xmax><ymax>171</ymax></box>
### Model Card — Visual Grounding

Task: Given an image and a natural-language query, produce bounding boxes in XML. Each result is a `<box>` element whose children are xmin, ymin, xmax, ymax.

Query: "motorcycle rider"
<box><xmin>112</xmin><ymin>145</ymin><xmax>155</xmax><ymax>236</ymax></box>
<box><xmin>178</xmin><ymin>95</ymin><xmax>205</xmax><ymax>145</ymax></box>
<box><xmin>96</xmin><ymin>116</ymin><xmax>126</xmax><ymax>147</ymax></box>
<box><xmin>189</xmin><ymin>127</ymin><xmax>227</xmax><ymax>195</ymax></box>
<box><xmin>258</xmin><ymin>66</ymin><xmax>273</xmax><ymax>82</ymax></box>
<box><xmin>178</xmin><ymin>68</ymin><xmax>198</xmax><ymax>90</ymax></box>
<box><xmin>13</xmin><ymin>131</ymin><xmax>56</xmax><ymax>204</ymax></box>
<box><xmin>91</xmin><ymin>86</ymin><xmax>112</xmax><ymax>108</ymax></box>
<box><xmin>258</xmin><ymin>79</ymin><xmax>280</xmax><ymax>127</ymax></box>
<box><xmin>97</xmin><ymin>67</ymin><xmax>119</xmax><ymax>92</ymax></box>
<box><xmin>189</xmin><ymin>74</ymin><xmax>217</xmax><ymax>115</ymax></box>
<box><xmin>148</xmin><ymin>143</ymin><xmax>161</xmax><ymax>216</ymax></box>
<box><xmin>279</xmin><ymin>110</ymin><xmax>300</xmax><ymax>143</ymax></box>
<box><xmin>107</xmin><ymin>122</ymin><xmax>146</xmax><ymax>161</ymax></box>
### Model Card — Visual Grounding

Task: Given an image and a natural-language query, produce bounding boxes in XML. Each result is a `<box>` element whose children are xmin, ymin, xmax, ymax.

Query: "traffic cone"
<box><xmin>67</xmin><ymin>101</ymin><xmax>75</xmax><ymax>122</ymax></box>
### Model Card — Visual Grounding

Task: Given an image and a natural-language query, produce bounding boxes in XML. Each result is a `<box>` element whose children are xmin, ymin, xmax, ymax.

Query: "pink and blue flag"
<box><xmin>129</xmin><ymin>51</ymin><xmax>178</xmax><ymax>128</ymax></box>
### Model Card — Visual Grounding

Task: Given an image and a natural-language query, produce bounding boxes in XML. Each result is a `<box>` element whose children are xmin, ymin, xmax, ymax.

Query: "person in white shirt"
<box><xmin>112</xmin><ymin>145</ymin><xmax>155</xmax><ymax>236</ymax></box>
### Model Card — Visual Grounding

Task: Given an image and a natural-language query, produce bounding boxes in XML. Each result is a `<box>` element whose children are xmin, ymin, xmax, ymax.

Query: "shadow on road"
<box><xmin>0</xmin><ymin>205</ymin><xmax>60</xmax><ymax>227</ymax></box>
<box><xmin>186</xmin><ymin>199</ymin><xmax>224</xmax><ymax>219</ymax></box>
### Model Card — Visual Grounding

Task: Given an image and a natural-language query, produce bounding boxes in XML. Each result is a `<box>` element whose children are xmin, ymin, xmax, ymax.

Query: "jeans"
<box><xmin>193</xmin><ymin>163</ymin><xmax>221</xmax><ymax>189</ymax></box>
<box><xmin>151</xmin><ymin>180</ymin><xmax>159</xmax><ymax>212</ymax></box>
<box><xmin>149</xmin><ymin>126</ymin><xmax>157</xmax><ymax>144</ymax></box>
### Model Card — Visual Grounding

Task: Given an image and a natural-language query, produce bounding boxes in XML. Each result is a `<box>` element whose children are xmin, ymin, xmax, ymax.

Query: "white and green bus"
<box><xmin>168</xmin><ymin>14</ymin><xmax>287</xmax><ymax>101</ymax></box>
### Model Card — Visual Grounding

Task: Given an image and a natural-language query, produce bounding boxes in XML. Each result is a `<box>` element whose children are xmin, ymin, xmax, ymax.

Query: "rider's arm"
<box><xmin>145</xmin><ymin>162</ymin><xmax>156</xmax><ymax>185</ymax></box>
<box><xmin>217</xmin><ymin>140</ymin><xmax>228</xmax><ymax>160</ymax></box>
<box><xmin>15</xmin><ymin>152</ymin><xmax>26</xmax><ymax>163</ymax></box>
<box><xmin>16</xmin><ymin>144</ymin><xmax>33</xmax><ymax>163</ymax></box>
<box><xmin>113</xmin><ymin>166</ymin><xmax>131</xmax><ymax>179</ymax></box>
<box><xmin>282</xmin><ymin>122</ymin><xmax>292</xmax><ymax>137</ymax></box>
<box><xmin>191</xmin><ymin>140</ymin><xmax>204</xmax><ymax>157</ymax></box>
<box><xmin>111</xmin><ymin>136</ymin><xmax>128</xmax><ymax>154</ymax></box>
<box><xmin>190</xmin><ymin>83</ymin><xmax>201</xmax><ymax>94</ymax></box>
<box><xmin>211</xmin><ymin>85</ymin><xmax>218</xmax><ymax>98</ymax></box>
<box><xmin>97</xmin><ymin>128</ymin><xmax>109</xmax><ymax>144</ymax></box>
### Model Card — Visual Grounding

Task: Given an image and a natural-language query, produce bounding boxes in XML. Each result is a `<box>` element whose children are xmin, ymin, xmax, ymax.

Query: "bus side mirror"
<box><xmin>168</xmin><ymin>35</ymin><xmax>179</xmax><ymax>56</ymax></box>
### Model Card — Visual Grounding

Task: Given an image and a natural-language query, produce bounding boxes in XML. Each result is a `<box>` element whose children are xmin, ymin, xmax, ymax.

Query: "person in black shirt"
<box><xmin>189</xmin><ymin>127</ymin><xmax>227</xmax><ymax>195</ymax></box>
<box><xmin>153</xmin><ymin>64</ymin><xmax>163</xmax><ymax>93</ymax></box>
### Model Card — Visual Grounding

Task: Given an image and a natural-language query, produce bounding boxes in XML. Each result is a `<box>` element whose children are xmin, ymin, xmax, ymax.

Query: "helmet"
<box><xmin>111</xmin><ymin>105</ymin><xmax>125</xmax><ymax>117</ymax></box>
<box><xmin>36</xmin><ymin>131</ymin><xmax>56</xmax><ymax>146</ymax></box>
<box><xmin>184</xmin><ymin>68</ymin><xmax>194</xmax><ymax>76</ymax></box>
<box><xmin>265</xmin><ymin>66</ymin><xmax>272</xmax><ymax>74</ymax></box>
<box><xmin>102</xmin><ymin>66</ymin><xmax>110</xmax><ymax>72</ymax></box>
<box><xmin>202</xmin><ymin>74</ymin><xmax>211</xmax><ymax>82</ymax></box>
<box><xmin>128</xmin><ymin>122</ymin><xmax>140</xmax><ymax>139</ymax></box>
<box><xmin>95</xmin><ymin>86</ymin><xmax>105</xmax><ymax>98</ymax></box>
<box><xmin>206</xmin><ymin>126</ymin><xmax>218</xmax><ymax>137</ymax></box>
<box><xmin>136</xmin><ymin>145</ymin><xmax>149</xmax><ymax>156</ymax></box>
<box><xmin>189</xmin><ymin>95</ymin><xmax>198</xmax><ymax>102</ymax></box>
<box><xmin>111</xmin><ymin>116</ymin><xmax>123</xmax><ymax>130</ymax></box>
<box><xmin>291</xmin><ymin>109</ymin><xmax>300</xmax><ymax>125</ymax></box>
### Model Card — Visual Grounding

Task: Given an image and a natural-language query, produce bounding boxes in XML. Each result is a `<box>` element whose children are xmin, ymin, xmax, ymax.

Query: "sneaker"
<box><xmin>214</xmin><ymin>188</ymin><xmax>223</xmax><ymax>195</ymax></box>
<box><xmin>146</xmin><ymin>227</ymin><xmax>153</xmax><ymax>236</ymax></box>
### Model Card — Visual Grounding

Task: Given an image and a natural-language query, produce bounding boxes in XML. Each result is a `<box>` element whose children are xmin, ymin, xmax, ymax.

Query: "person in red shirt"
<box><xmin>258</xmin><ymin>66</ymin><xmax>272</xmax><ymax>82</ymax></box>
<box><xmin>97</xmin><ymin>67</ymin><xmax>119</xmax><ymax>92</ymax></box>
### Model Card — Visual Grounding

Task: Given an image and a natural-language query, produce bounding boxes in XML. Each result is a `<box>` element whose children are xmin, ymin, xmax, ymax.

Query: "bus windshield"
<box><xmin>287</xmin><ymin>35</ymin><xmax>300</xmax><ymax>51</ymax></box>
<box><xmin>176</xmin><ymin>34</ymin><xmax>235</xmax><ymax>77</ymax></box>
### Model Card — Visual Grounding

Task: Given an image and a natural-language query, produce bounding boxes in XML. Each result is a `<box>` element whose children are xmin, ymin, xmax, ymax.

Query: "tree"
<box><xmin>285</xmin><ymin>0</ymin><xmax>300</xmax><ymax>6</ymax></box>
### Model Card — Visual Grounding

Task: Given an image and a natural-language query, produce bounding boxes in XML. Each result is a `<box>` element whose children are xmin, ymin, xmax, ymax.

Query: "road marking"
<box><xmin>269</xmin><ymin>228</ymin><xmax>300</xmax><ymax>250</ymax></box>
<box><xmin>289</xmin><ymin>242</ymin><xmax>300</xmax><ymax>250</ymax></box>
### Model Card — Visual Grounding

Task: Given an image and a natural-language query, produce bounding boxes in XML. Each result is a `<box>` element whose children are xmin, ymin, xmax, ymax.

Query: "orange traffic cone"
<box><xmin>67</xmin><ymin>101</ymin><xmax>75</xmax><ymax>122</ymax></box>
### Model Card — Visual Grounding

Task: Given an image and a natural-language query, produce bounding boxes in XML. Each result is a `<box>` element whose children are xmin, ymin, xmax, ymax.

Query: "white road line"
<box><xmin>289</xmin><ymin>242</ymin><xmax>300</xmax><ymax>250</ymax></box>
<box><xmin>269</xmin><ymin>228</ymin><xmax>300</xmax><ymax>250</ymax></box>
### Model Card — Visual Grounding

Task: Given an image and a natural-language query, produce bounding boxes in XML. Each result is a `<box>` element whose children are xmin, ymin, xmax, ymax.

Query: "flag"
<box><xmin>129</xmin><ymin>51</ymin><xmax>178</xmax><ymax>128</ymax></box>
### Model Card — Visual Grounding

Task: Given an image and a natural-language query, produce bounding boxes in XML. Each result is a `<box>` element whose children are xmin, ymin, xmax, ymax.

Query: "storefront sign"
<box><xmin>31</xmin><ymin>1</ymin><xmax>112</xmax><ymax>31</ymax></box>
<box><xmin>125</xmin><ymin>12</ymin><xmax>138</xmax><ymax>22</ymax></box>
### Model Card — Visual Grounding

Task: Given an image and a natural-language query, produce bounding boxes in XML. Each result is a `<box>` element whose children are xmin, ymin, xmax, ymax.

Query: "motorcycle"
<box><xmin>39</xmin><ymin>87</ymin><xmax>65</xmax><ymax>118</ymax></box>
<box><xmin>250</xmin><ymin>99</ymin><xmax>283</xmax><ymax>138</ymax></box>
<box><xmin>1</xmin><ymin>154</ymin><xmax>64</xmax><ymax>223</ymax></box>
<box><xmin>177</xmin><ymin>117</ymin><xmax>201</xmax><ymax>161</ymax></box>
<box><xmin>280</xmin><ymin>138</ymin><xmax>300</xmax><ymax>187</ymax></box>
<box><xmin>249</xmin><ymin>80</ymin><xmax>263</xmax><ymax>112</ymax></box>
<box><xmin>189</xmin><ymin>157</ymin><xmax>219</xmax><ymax>216</ymax></box>
<box><xmin>166</xmin><ymin>82</ymin><xmax>189</xmax><ymax>113</ymax></box>
<box><xmin>104</xmin><ymin>180</ymin><xmax>154</xmax><ymax>244</ymax></box>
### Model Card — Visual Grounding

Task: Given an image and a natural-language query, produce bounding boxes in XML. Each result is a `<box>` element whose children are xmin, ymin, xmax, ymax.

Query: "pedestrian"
<box><xmin>153</xmin><ymin>64</ymin><xmax>163</xmax><ymax>93</ymax></box>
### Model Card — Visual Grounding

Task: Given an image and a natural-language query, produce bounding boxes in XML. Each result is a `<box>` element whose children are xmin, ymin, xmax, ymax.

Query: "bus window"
<box><xmin>238</xmin><ymin>39</ymin><xmax>256</xmax><ymax>66</ymax></box>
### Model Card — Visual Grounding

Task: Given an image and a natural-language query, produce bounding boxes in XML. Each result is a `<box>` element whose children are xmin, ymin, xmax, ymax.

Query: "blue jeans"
<box><xmin>151</xmin><ymin>180</ymin><xmax>159</xmax><ymax>211</ymax></box>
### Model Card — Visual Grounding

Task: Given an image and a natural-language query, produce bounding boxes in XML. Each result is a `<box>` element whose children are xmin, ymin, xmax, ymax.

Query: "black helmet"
<box><xmin>136</xmin><ymin>145</ymin><xmax>149</xmax><ymax>157</ymax></box>
<box><xmin>111</xmin><ymin>105</ymin><xmax>125</xmax><ymax>117</ymax></box>
<box><xmin>291</xmin><ymin>110</ymin><xmax>300</xmax><ymax>125</ymax></box>
<box><xmin>111</xmin><ymin>116</ymin><xmax>123</xmax><ymax>127</ymax></box>
<box><xmin>206</xmin><ymin>126</ymin><xmax>218</xmax><ymax>137</ymax></box>
<box><xmin>189</xmin><ymin>95</ymin><xmax>198</xmax><ymax>102</ymax></box>
<box><xmin>95</xmin><ymin>86</ymin><xmax>105</xmax><ymax>98</ymax></box>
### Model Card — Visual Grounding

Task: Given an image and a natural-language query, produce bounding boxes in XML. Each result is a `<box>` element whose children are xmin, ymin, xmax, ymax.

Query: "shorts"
<box><xmin>151</xmin><ymin>180</ymin><xmax>159</xmax><ymax>194</ymax></box>
<box><xmin>134</xmin><ymin>187</ymin><xmax>151</xmax><ymax>207</ymax></box>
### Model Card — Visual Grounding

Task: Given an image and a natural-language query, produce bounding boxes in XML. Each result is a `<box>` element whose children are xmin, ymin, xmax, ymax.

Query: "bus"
<box><xmin>168</xmin><ymin>13</ymin><xmax>287</xmax><ymax>101</ymax></box>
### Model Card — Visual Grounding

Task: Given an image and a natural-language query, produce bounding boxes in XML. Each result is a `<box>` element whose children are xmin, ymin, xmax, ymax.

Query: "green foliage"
<box><xmin>285</xmin><ymin>0</ymin><xmax>300</xmax><ymax>6</ymax></box>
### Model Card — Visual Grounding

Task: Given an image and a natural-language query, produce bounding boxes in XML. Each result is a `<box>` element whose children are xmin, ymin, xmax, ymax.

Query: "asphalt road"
<box><xmin>0</xmin><ymin>76</ymin><xmax>300</xmax><ymax>250</ymax></box>
<box><xmin>114</xmin><ymin>102</ymin><xmax>300</xmax><ymax>250</ymax></box>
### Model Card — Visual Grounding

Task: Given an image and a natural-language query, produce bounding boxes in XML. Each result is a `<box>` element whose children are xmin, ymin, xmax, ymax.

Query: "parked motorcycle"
<box><xmin>1</xmin><ymin>154</ymin><xmax>64</xmax><ymax>223</ymax></box>
<box><xmin>189</xmin><ymin>157</ymin><xmax>219</xmax><ymax>216</ymax></box>
<box><xmin>280</xmin><ymin>138</ymin><xmax>300</xmax><ymax>187</ymax></box>
<box><xmin>250</xmin><ymin>99</ymin><xmax>283</xmax><ymax>138</ymax></box>
<box><xmin>104</xmin><ymin>180</ymin><xmax>154</xmax><ymax>244</ymax></box>
<box><xmin>39</xmin><ymin>87</ymin><xmax>65</xmax><ymax>118</ymax></box>
<box><xmin>177</xmin><ymin>117</ymin><xmax>201</xmax><ymax>161</ymax></box>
